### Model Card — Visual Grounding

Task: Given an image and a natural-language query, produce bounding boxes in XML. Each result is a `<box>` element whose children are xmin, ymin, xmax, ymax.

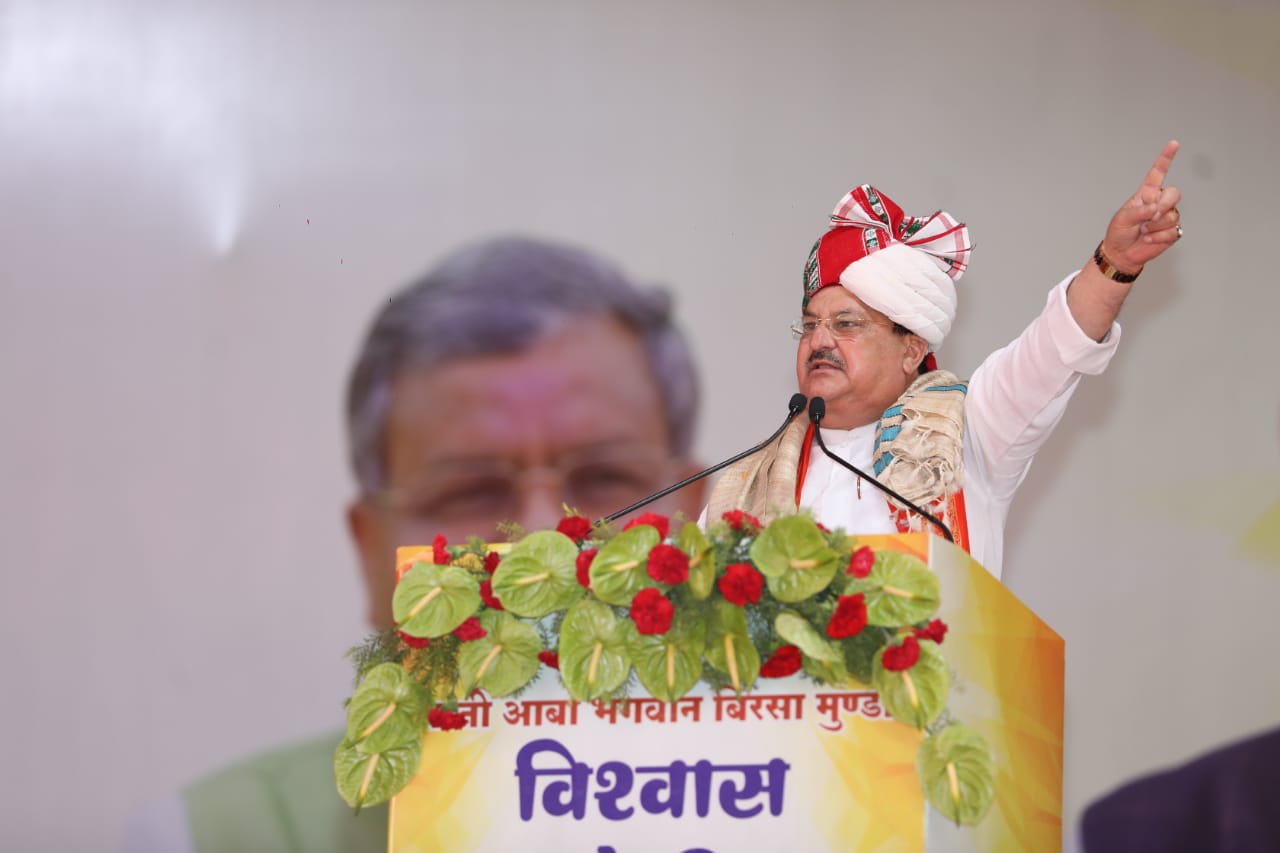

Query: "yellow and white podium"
<box><xmin>385</xmin><ymin>533</ymin><xmax>1063</xmax><ymax>852</ymax></box>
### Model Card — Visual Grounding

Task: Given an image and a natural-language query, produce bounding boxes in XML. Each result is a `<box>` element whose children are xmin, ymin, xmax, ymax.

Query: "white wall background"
<box><xmin>2</xmin><ymin>0</ymin><xmax>1278</xmax><ymax>848</ymax></box>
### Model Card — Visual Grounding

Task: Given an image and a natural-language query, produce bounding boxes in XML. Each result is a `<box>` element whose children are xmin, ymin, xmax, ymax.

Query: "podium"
<box><xmin>379</xmin><ymin>533</ymin><xmax>1063</xmax><ymax>852</ymax></box>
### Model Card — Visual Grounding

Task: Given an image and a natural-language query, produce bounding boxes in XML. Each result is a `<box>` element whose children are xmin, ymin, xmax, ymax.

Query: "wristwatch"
<box><xmin>1093</xmin><ymin>242</ymin><xmax>1141</xmax><ymax>283</ymax></box>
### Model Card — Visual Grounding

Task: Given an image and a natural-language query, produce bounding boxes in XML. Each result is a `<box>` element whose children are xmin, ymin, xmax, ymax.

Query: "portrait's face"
<box><xmin>350</xmin><ymin>314</ymin><xmax>703</xmax><ymax>627</ymax></box>
<box><xmin>794</xmin><ymin>286</ymin><xmax>926</xmax><ymax>430</ymax></box>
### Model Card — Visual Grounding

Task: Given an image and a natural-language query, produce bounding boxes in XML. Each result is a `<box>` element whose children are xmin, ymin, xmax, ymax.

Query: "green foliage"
<box><xmin>457</xmin><ymin>611</ymin><xmax>542</xmax><ymax>697</ymax></box>
<box><xmin>846</xmin><ymin>550</ymin><xmax>941</xmax><ymax>626</ymax></box>
<box><xmin>334</xmin><ymin>734</ymin><xmax>421</xmax><ymax>813</ymax></box>
<box><xmin>841</xmin><ymin>625</ymin><xmax>892</xmax><ymax>685</ymax></box>
<box><xmin>625</xmin><ymin>615</ymin><xmax>706</xmax><ymax>702</ymax></box>
<box><xmin>490</xmin><ymin>531</ymin><xmax>583</xmax><ymax>618</ymax></box>
<box><xmin>343</xmin><ymin>663</ymin><xmax>428</xmax><ymax>753</ymax></box>
<box><xmin>392</xmin><ymin>563</ymin><xmax>481</xmax><ymax>637</ymax></box>
<box><xmin>559</xmin><ymin>598</ymin><xmax>632</xmax><ymax>700</ymax></box>
<box><xmin>678</xmin><ymin>522</ymin><xmax>717</xmax><ymax>600</ymax></box>
<box><xmin>873</xmin><ymin>639</ymin><xmax>949</xmax><ymax>729</ymax></box>
<box><xmin>801</xmin><ymin>651</ymin><xmax>849</xmax><ymax>685</ymax></box>
<box><xmin>775</xmin><ymin>610</ymin><xmax>842</xmax><ymax>663</ymax></box>
<box><xmin>916</xmin><ymin>724</ymin><xmax>997</xmax><ymax>825</ymax></box>
<box><xmin>345</xmin><ymin>628</ymin><xmax>405</xmax><ymax>688</ymax></box>
<box><xmin>750</xmin><ymin>515</ymin><xmax>839</xmax><ymax>602</ymax></box>
<box><xmin>336</xmin><ymin>514</ymin><xmax>995</xmax><ymax>828</ymax></box>
<box><xmin>589</xmin><ymin>526</ymin><xmax>661</xmax><ymax>606</ymax></box>
<box><xmin>703</xmin><ymin>600</ymin><xmax>761</xmax><ymax>692</ymax></box>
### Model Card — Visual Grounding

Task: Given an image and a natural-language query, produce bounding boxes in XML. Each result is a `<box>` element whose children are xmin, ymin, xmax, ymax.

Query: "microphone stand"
<box><xmin>597</xmin><ymin>393</ymin><xmax>808</xmax><ymax>526</ymax></box>
<box><xmin>807</xmin><ymin>396</ymin><xmax>954</xmax><ymax>543</ymax></box>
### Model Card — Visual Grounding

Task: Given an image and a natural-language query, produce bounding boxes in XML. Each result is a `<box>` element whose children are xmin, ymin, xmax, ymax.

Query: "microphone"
<box><xmin>597</xmin><ymin>393</ymin><xmax>808</xmax><ymax>526</ymax></box>
<box><xmin>807</xmin><ymin>396</ymin><xmax>954</xmax><ymax>543</ymax></box>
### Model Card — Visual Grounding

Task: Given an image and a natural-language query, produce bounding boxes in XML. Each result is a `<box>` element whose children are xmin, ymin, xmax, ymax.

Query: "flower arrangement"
<box><xmin>336</xmin><ymin>509</ymin><xmax>996</xmax><ymax>825</ymax></box>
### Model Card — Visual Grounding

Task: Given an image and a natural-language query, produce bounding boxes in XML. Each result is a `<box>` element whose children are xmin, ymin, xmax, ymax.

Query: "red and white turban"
<box><xmin>803</xmin><ymin>185</ymin><xmax>972</xmax><ymax>351</ymax></box>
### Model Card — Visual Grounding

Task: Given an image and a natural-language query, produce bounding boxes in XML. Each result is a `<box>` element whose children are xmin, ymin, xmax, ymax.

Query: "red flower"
<box><xmin>760</xmin><ymin>645</ymin><xmax>803</xmax><ymax>678</ymax></box>
<box><xmin>718</xmin><ymin>563</ymin><xmax>764</xmax><ymax>607</ymax></box>
<box><xmin>623</xmin><ymin>512</ymin><xmax>670</xmax><ymax>541</ymax></box>
<box><xmin>882</xmin><ymin>635</ymin><xmax>921</xmax><ymax>671</ymax></box>
<box><xmin>646</xmin><ymin>544</ymin><xmax>690</xmax><ymax>585</ymax></box>
<box><xmin>826</xmin><ymin>593</ymin><xmax>868</xmax><ymax>639</ymax></box>
<box><xmin>720</xmin><ymin>509</ymin><xmax>762</xmax><ymax>532</ymax></box>
<box><xmin>847</xmin><ymin>545</ymin><xmax>875</xmax><ymax>578</ymax></box>
<box><xmin>479</xmin><ymin>579</ymin><xmax>504</xmax><ymax>611</ymax></box>
<box><xmin>914</xmin><ymin>619</ymin><xmax>948</xmax><ymax>645</ymax></box>
<box><xmin>483</xmin><ymin>551</ymin><xmax>501</xmax><ymax>574</ymax></box>
<box><xmin>538</xmin><ymin>650</ymin><xmax>560</xmax><ymax>670</ymax></box>
<box><xmin>556</xmin><ymin>515</ymin><xmax>593</xmax><ymax>542</ymax></box>
<box><xmin>397</xmin><ymin>630</ymin><xmax>430</xmax><ymax>649</ymax></box>
<box><xmin>630</xmin><ymin>587</ymin><xmax>674</xmax><ymax>635</ymax></box>
<box><xmin>576</xmin><ymin>548</ymin><xmax>598</xmax><ymax>588</ymax></box>
<box><xmin>428</xmin><ymin>706</ymin><xmax>468</xmax><ymax>731</ymax></box>
<box><xmin>452</xmin><ymin>617</ymin><xmax>488</xmax><ymax>642</ymax></box>
<box><xmin>432</xmin><ymin>534</ymin><xmax>450</xmax><ymax>565</ymax></box>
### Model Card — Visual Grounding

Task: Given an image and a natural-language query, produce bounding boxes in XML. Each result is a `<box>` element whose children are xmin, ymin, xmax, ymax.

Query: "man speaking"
<box><xmin>707</xmin><ymin>142</ymin><xmax>1184</xmax><ymax>580</ymax></box>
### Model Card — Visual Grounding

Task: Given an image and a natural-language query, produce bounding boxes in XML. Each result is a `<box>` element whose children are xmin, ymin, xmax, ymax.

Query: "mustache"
<box><xmin>807</xmin><ymin>349</ymin><xmax>846</xmax><ymax>370</ymax></box>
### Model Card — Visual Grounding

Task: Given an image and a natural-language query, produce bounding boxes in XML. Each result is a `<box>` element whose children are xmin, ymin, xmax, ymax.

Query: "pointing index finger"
<box><xmin>1142</xmin><ymin>140</ymin><xmax>1180</xmax><ymax>192</ymax></box>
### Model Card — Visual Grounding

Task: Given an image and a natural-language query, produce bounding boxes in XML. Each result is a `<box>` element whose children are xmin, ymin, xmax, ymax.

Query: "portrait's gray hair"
<box><xmin>345</xmin><ymin>235</ymin><xmax>700</xmax><ymax>494</ymax></box>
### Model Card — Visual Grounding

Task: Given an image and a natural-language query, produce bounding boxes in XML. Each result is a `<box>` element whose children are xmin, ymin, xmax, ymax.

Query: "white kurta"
<box><xmin>797</xmin><ymin>273</ymin><xmax>1120</xmax><ymax>581</ymax></box>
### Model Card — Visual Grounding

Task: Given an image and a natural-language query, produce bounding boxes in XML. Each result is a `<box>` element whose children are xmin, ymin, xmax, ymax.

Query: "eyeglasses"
<box><xmin>790</xmin><ymin>313</ymin><xmax>892</xmax><ymax>341</ymax></box>
<box><xmin>375</xmin><ymin>445</ymin><xmax>676</xmax><ymax>531</ymax></box>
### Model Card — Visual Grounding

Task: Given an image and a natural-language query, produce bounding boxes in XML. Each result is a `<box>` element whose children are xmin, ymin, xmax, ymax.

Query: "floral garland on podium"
<box><xmin>335</xmin><ymin>510</ymin><xmax>996</xmax><ymax>825</ymax></box>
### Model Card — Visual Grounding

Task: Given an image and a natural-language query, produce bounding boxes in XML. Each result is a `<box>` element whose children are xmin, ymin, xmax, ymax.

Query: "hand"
<box><xmin>1100</xmin><ymin>140</ymin><xmax>1183</xmax><ymax>274</ymax></box>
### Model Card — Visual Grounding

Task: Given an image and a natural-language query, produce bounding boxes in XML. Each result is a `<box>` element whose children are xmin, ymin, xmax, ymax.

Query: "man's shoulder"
<box><xmin>186</xmin><ymin>729</ymin><xmax>343</xmax><ymax>792</ymax></box>
<box><xmin>182</xmin><ymin>729</ymin><xmax>387</xmax><ymax>853</ymax></box>
<box><xmin>1081</xmin><ymin>727</ymin><xmax>1280</xmax><ymax>852</ymax></box>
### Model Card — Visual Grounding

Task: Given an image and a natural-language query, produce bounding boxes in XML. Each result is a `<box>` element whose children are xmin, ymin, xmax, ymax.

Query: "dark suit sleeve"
<box><xmin>1081</xmin><ymin>727</ymin><xmax>1280</xmax><ymax>853</ymax></box>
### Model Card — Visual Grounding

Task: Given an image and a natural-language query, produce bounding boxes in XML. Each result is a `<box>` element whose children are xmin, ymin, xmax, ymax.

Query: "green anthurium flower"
<box><xmin>558</xmin><ymin>598</ymin><xmax>632</xmax><ymax>700</ymax></box>
<box><xmin>846</xmin><ymin>549</ymin><xmax>940</xmax><ymax>626</ymax></box>
<box><xmin>704</xmin><ymin>600</ymin><xmax>760</xmax><ymax>693</ymax></box>
<box><xmin>392</xmin><ymin>563</ymin><xmax>481</xmax><ymax>638</ymax></box>
<box><xmin>749</xmin><ymin>515</ymin><xmax>838</xmax><ymax>602</ymax></box>
<box><xmin>872</xmin><ymin>638</ymin><xmax>949</xmax><ymax>729</ymax></box>
<box><xmin>343</xmin><ymin>663</ymin><xmax>427</xmax><ymax>754</ymax></box>
<box><xmin>456</xmin><ymin>610</ymin><xmax>542</xmax><ymax>697</ymax></box>
<box><xmin>625</xmin><ymin>616</ymin><xmax>706</xmax><ymax>701</ymax></box>
<box><xmin>917</xmin><ymin>724</ymin><xmax>997</xmax><ymax>825</ymax></box>
<box><xmin>588</xmin><ymin>526</ymin><xmax>661</xmax><ymax>606</ymax></box>
<box><xmin>678</xmin><ymin>522</ymin><xmax>717</xmax><ymax>600</ymax></box>
<box><xmin>334</xmin><ymin>733</ymin><xmax>421</xmax><ymax>813</ymax></box>
<box><xmin>489</xmin><ymin>530</ymin><xmax>584</xmax><ymax>618</ymax></box>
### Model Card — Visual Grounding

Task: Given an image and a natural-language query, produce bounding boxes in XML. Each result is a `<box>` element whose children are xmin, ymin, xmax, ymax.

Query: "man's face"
<box><xmin>795</xmin><ymin>285</ymin><xmax>927</xmax><ymax>430</ymax></box>
<box><xmin>349</xmin><ymin>314</ymin><xmax>703</xmax><ymax>628</ymax></box>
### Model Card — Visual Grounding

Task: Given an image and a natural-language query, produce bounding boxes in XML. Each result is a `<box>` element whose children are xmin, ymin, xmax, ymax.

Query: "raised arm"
<box><xmin>1067</xmin><ymin>140</ymin><xmax>1183</xmax><ymax>341</ymax></box>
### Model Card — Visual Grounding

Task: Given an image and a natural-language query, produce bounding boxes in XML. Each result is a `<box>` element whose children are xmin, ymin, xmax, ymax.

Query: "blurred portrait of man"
<box><xmin>120</xmin><ymin>235</ymin><xmax>704</xmax><ymax>853</ymax></box>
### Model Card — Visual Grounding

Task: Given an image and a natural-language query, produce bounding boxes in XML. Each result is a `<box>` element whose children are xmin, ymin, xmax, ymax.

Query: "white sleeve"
<box><xmin>964</xmin><ymin>272</ymin><xmax>1122</xmax><ymax>508</ymax></box>
<box><xmin>117</xmin><ymin>794</ymin><xmax>197</xmax><ymax>853</ymax></box>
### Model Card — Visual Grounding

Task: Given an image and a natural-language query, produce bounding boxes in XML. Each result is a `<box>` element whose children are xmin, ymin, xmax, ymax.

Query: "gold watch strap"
<box><xmin>1093</xmin><ymin>242</ymin><xmax>1141</xmax><ymax>283</ymax></box>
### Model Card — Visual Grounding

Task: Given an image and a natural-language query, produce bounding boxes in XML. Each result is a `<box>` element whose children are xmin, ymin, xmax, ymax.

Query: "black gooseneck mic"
<box><xmin>597</xmin><ymin>393</ymin><xmax>808</xmax><ymax>526</ymax></box>
<box><xmin>807</xmin><ymin>396</ymin><xmax>954</xmax><ymax>543</ymax></box>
